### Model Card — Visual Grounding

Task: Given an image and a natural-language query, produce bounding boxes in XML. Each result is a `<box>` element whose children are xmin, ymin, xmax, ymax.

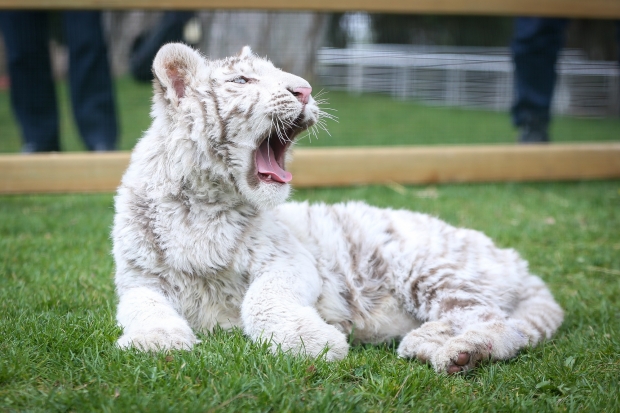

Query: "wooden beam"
<box><xmin>0</xmin><ymin>152</ymin><xmax>130</xmax><ymax>194</ymax></box>
<box><xmin>0</xmin><ymin>0</ymin><xmax>619</xmax><ymax>19</ymax></box>
<box><xmin>289</xmin><ymin>143</ymin><xmax>620</xmax><ymax>187</ymax></box>
<box><xmin>1</xmin><ymin>143</ymin><xmax>619</xmax><ymax>194</ymax></box>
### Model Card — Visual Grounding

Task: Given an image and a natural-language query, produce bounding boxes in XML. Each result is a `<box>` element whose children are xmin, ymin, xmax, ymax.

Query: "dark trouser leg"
<box><xmin>511</xmin><ymin>17</ymin><xmax>568</xmax><ymax>142</ymax></box>
<box><xmin>617</xmin><ymin>21</ymin><xmax>620</xmax><ymax>65</ymax></box>
<box><xmin>63</xmin><ymin>11</ymin><xmax>118</xmax><ymax>151</ymax></box>
<box><xmin>617</xmin><ymin>21</ymin><xmax>620</xmax><ymax>117</ymax></box>
<box><xmin>0</xmin><ymin>11</ymin><xmax>60</xmax><ymax>152</ymax></box>
<box><xmin>129</xmin><ymin>11</ymin><xmax>194</xmax><ymax>82</ymax></box>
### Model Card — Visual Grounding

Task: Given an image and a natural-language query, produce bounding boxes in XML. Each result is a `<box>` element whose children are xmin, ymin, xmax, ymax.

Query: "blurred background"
<box><xmin>1</xmin><ymin>11</ymin><xmax>619</xmax><ymax>152</ymax></box>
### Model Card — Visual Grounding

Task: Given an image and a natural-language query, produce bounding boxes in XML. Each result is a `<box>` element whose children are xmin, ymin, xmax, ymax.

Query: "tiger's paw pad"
<box><xmin>443</xmin><ymin>351</ymin><xmax>488</xmax><ymax>374</ymax></box>
<box><xmin>447</xmin><ymin>352</ymin><xmax>473</xmax><ymax>374</ymax></box>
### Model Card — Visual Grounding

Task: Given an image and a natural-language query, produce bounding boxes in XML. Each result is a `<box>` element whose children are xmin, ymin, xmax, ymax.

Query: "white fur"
<box><xmin>113</xmin><ymin>44</ymin><xmax>563</xmax><ymax>373</ymax></box>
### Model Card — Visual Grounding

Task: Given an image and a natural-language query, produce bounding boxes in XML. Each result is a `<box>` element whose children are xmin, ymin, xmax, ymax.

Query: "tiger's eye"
<box><xmin>234</xmin><ymin>77</ymin><xmax>247</xmax><ymax>84</ymax></box>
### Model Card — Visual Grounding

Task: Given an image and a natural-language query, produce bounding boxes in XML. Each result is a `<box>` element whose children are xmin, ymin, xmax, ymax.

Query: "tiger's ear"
<box><xmin>152</xmin><ymin>43</ymin><xmax>205</xmax><ymax>106</ymax></box>
<box><xmin>237</xmin><ymin>45</ymin><xmax>254</xmax><ymax>59</ymax></box>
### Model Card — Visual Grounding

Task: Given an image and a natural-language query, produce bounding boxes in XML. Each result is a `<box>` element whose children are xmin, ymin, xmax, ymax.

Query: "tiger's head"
<box><xmin>149</xmin><ymin>43</ymin><xmax>321</xmax><ymax>209</ymax></box>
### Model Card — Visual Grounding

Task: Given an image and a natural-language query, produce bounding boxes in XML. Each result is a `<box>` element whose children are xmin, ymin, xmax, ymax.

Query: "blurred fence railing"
<box><xmin>1</xmin><ymin>0</ymin><xmax>620</xmax><ymax>18</ymax></box>
<box><xmin>317</xmin><ymin>46</ymin><xmax>620</xmax><ymax>117</ymax></box>
<box><xmin>0</xmin><ymin>0</ymin><xmax>619</xmax><ymax>193</ymax></box>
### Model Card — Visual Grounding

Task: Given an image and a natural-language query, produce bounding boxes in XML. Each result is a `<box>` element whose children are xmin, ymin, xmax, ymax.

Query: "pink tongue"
<box><xmin>256</xmin><ymin>140</ymin><xmax>292</xmax><ymax>183</ymax></box>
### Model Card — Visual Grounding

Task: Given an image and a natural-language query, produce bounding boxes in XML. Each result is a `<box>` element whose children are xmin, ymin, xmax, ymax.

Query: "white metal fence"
<box><xmin>316</xmin><ymin>45</ymin><xmax>620</xmax><ymax>117</ymax></box>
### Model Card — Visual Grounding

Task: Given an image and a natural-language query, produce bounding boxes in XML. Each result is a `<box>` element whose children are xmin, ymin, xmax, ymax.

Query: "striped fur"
<box><xmin>113</xmin><ymin>43</ymin><xmax>563</xmax><ymax>374</ymax></box>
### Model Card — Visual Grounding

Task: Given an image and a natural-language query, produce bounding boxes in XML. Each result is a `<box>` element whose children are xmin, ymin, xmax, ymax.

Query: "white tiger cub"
<box><xmin>113</xmin><ymin>43</ymin><xmax>563</xmax><ymax>374</ymax></box>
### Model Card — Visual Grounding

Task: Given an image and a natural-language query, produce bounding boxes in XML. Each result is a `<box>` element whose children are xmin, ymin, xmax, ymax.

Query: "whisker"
<box><xmin>316</xmin><ymin>120</ymin><xmax>332</xmax><ymax>137</ymax></box>
<box><xmin>319</xmin><ymin>112</ymin><xmax>339</xmax><ymax>123</ymax></box>
<box><xmin>314</xmin><ymin>99</ymin><xmax>333</xmax><ymax>105</ymax></box>
<box><xmin>313</xmin><ymin>89</ymin><xmax>329</xmax><ymax>99</ymax></box>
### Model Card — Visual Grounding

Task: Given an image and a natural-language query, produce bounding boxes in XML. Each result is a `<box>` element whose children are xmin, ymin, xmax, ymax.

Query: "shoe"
<box><xmin>92</xmin><ymin>142</ymin><xmax>117</xmax><ymax>152</ymax></box>
<box><xmin>21</xmin><ymin>142</ymin><xmax>60</xmax><ymax>153</ymax></box>
<box><xmin>518</xmin><ymin>122</ymin><xmax>549</xmax><ymax>143</ymax></box>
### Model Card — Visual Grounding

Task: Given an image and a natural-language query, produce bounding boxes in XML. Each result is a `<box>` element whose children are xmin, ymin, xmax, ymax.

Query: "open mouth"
<box><xmin>254</xmin><ymin>118</ymin><xmax>304</xmax><ymax>184</ymax></box>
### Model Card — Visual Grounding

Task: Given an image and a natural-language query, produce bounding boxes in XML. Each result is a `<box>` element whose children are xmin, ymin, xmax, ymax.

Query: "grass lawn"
<box><xmin>1</xmin><ymin>76</ymin><xmax>619</xmax><ymax>411</ymax></box>
<box><xmin>1</xmin><ymin>181</ymin><xmax>619</xmax><ymax>412</ymax></box>
<box><xmin>1</xmin><ymin>78</ymin><xmax>619</xmax><ymax>152</ymax></box>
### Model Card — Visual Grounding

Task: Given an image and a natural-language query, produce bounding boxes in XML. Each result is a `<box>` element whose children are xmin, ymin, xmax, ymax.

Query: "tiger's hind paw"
<box><xmin>444</xmin><ymin>351</ymin><xmax>488</xmax><ymax>374</ymax></box>
<box><xmin>397</xmin><ymin>321</ymin><xmax>453</xmax><ymax>364</ymax></box>
<box><xmin>431</xmin><ymin>334</ymin><xmax>493</xmax><ymax>374</ymax></box>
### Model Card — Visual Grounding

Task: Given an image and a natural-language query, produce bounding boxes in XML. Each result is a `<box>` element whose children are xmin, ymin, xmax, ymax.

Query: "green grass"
<box><xmin>306</xmin><ymin>92</ymin><xmax>620</xmax><ymax>147</ymax></box>
<box><xmin>1</xmin><ymin>181</ymin><xmax>619</xmax><ymax>412</ymax></box>
<box><xmin>1</xmin><ymin>75</ymin><xmax>619</xmax><ymax>411</ymax></box>
<box><xmin>1</xmin><ymin>79</ymin><xmax>619</xmax><ymax>152</ymax></box>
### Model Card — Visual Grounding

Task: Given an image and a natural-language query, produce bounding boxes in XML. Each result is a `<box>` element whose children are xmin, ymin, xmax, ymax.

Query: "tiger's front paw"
<box><xmin>308</xmin><ymin>324</ymin><xmax>349</xmax><ymax>361</ymax></box>
<box><xmin>297</xmin><ymin>324</ymin><xmax>349</xmax><ymax>361</ymax></box>
<box><xmin>117</xmin><ymin>324</ymin><xmax>197</xmax><ymax>351</ymax></box>
<box><xmin>271</xmin><ymin>321</ymin><xmax>349</xmax><ymax>361</ymax></box>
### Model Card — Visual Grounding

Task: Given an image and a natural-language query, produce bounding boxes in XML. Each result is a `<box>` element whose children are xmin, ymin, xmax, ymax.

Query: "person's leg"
<box><xmin>63</xmin><ymin>11</ymin><xmax>118</xmax><ymax>151</ymax></box>
<box><xmin>0</xmin><ymin>11</ymin><xmax>60</xmax><ymax>152</ymax></box>
<box><xmin>129</xmin><ymin>11</ymin><xmax>194</xmax><ymax>82</ymax></box>
<box><xmin>616</xmin><ymin>21</ymin><xmax>620</xmax><ymax>66</ymax></box>
<box><xmin>616</xmin><ymin>21</ymin><xmax>620</xmax><ymax>117</ymax></box>
<box><xmin>511</xmin><ymin>17</ymin><xmax>568</xmax><ymax>143</ymax></box>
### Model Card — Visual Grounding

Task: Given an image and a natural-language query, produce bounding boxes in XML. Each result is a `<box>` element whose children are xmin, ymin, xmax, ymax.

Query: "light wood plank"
<box><xmin>0</xmin><ymin>0</ymin><xmax>619</xmax><ymax>18</ymax></box>
<box><xmin>0</xmin><ymin>152</ymin><xmax>131</xmax><ymax>194</ymax></box>
<box><xmin>288</xmin><ymin>143</ymin><xmax>620</xmax><ymax>187</ymax></box>
<box><xmin>1</xmin><ymin>143</ymin><xmax>619</xmax><ymax>194</ymax></box>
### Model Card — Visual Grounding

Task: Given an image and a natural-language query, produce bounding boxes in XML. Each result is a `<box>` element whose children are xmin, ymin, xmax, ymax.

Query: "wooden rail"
<box><xmin>1</xmin><ymin>143</ymin><xmax>619</xmax><ymax>194</ymax></box>
<box><xmin>1</xmin><ymin>1</ymin><xmax>618</xmax><ymax>195</ymax></box>
<box><xmin>0</xmin><ymin>0</ymin><xmax>619</xmax><ymax>18</ymax></box>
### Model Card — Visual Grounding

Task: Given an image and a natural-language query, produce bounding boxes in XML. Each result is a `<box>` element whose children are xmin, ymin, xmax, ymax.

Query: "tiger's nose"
<box><xmin>291</xmin><ymin>87</ymin><xmax>312</xmax><ymax>105</ymax></box>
